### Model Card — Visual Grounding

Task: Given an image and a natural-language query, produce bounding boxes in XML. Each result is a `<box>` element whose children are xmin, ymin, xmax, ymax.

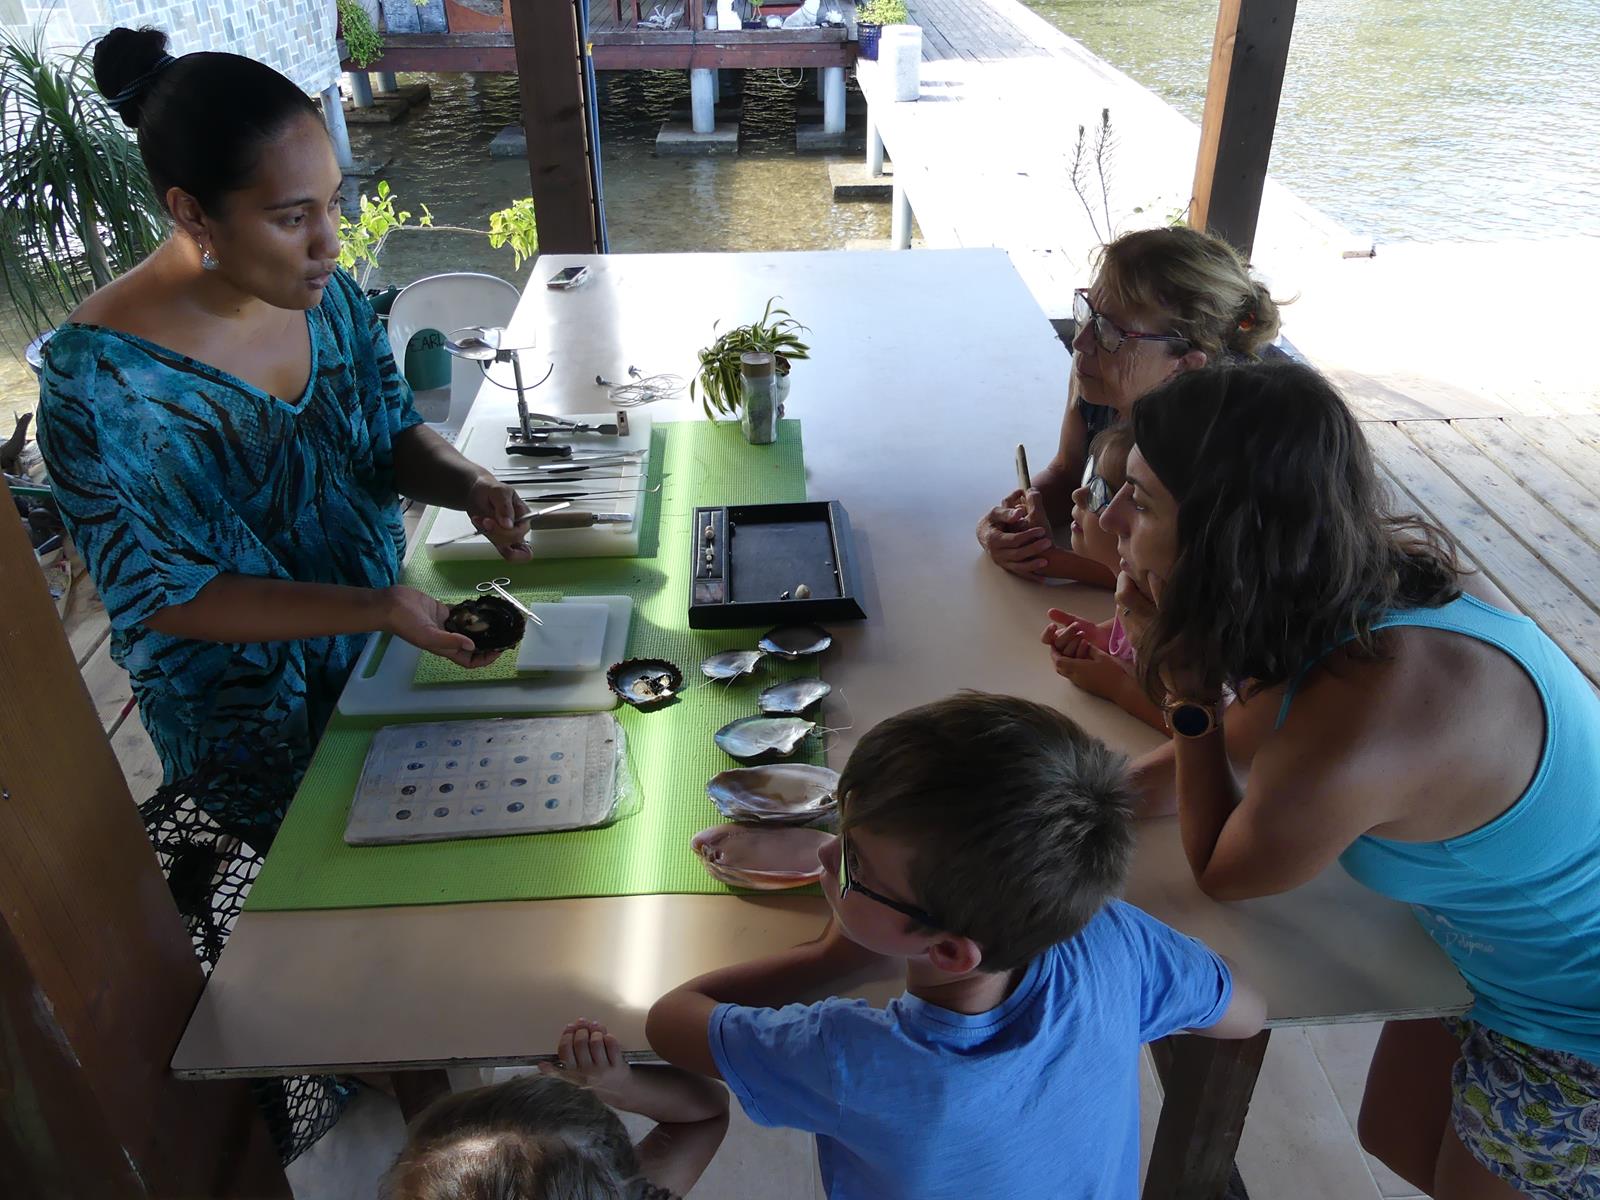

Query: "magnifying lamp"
<box><xmin>444</xmin><ymin>325</ymin><xmax>547</xmax><ymax>449</ymax></box>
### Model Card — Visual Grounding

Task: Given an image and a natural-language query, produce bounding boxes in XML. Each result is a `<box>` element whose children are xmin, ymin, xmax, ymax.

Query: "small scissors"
<box><xmin>476</xmin><ymin>577</ymin><xmax>543</xmax><ymax>626</ymax></box>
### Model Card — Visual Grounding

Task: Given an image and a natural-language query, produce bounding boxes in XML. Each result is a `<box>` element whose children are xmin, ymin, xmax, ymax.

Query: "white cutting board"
<box><xmin>426</xmin><ymin>411</ymin><xmax>652</xmax><ymax>560</ymax></box>
<box><xmin>336</xmin><ymin>596</ymin><xmax>633</xmax><ymax>717</ymax></box>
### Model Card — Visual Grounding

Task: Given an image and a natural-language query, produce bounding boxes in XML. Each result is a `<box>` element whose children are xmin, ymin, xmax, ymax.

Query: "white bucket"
<box><xmin>880</xmin><ymin>24</ymin><xmax>922</xmax><ymax>102</ymax></box>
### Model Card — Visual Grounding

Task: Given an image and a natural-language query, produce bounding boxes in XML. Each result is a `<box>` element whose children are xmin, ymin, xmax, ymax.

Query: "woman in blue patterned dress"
<box><xmin>37</xmin><ymin>28</ymin><xmax>532</xmax><ymax>821</ymax></box>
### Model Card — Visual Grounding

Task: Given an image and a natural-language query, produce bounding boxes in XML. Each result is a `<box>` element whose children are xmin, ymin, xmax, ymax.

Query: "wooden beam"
<box><xmin>355</xmin><ymin>29</ymin><xmax>854</xmax><ymax>74</ymax></box>
<box><xmin>1144</xmin><ymin>1030</ymin><xmax>1271</xmax><ymax>1199</ymax></box>
<box><xmin>598</xmin><ymin>42</ymin><xmax>854</xmax><ymax>69</ymax></box>
<box><xmin>506</xmin><ymin>0</ymin><xmax>602</xmax><ymax>253</ymax></box>
<box><xmin>0</xmin><ymin>477</ymin><xmax>287</xmax><ymax>1197</ymax></box>
<box><xmin>1190</xmin><ymin>0</ymin><xmax>1298</xmax><ymax>258</ymax></box>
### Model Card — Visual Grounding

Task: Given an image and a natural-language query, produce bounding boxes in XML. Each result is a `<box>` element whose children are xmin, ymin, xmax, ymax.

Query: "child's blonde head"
<box><xmin>383</xmin><ymin>1074</ymin><xmax>642</xmax><ymax>1200</ymax></box>
<box><xmin>1072</xmin><ymin>422</ymin><xmax>1135</xmax><ymax>570</ymax></box>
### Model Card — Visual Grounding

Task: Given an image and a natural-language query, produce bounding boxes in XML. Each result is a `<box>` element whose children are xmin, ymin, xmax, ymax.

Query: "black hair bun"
<box><xmin>93</xmin><ymin>26</ymin><xmax>170</xmax><ymax>129</ymax></box>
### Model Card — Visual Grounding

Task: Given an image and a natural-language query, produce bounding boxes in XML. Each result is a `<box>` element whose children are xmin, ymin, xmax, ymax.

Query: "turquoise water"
<box><xmin>1023</xmin><ymin>0</ymin><xmax>1600</xmax><ymax>242</ymax></box>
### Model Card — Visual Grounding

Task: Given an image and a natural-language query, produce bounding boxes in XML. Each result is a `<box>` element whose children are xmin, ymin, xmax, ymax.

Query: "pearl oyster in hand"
<box><xmin>442</xmin><ymin>596</ymin><xmax>525</xmax><ymax>652</ymax></box>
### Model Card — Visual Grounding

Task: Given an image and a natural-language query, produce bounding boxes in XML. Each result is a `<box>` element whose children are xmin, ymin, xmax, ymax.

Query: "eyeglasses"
<box><xmin>1073</xmin><ymin>289</ymin><xmax>1191</xmax><ymax>356</ymax></box>
<box><xmin>838</xmin><ymin>827</ymin><xmax>941</xmax><ymax>928</ymax></box>
<box><xmin>1080</xmin><ymin>452</ymin><xmax>1112</xmax><ymax>513</ymax></box>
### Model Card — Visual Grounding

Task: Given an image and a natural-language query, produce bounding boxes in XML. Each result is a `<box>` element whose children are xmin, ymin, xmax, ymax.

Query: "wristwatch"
<box><xmin>1164</xmin><ymin>698</ymin><xmax>1222</xmax><ymax>739</ymax></box>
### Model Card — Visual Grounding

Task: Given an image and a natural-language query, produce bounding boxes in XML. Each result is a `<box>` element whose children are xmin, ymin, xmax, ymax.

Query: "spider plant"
<box><xmin>0</xmin><ymin>30</ymin><xmax>166</xmax><ymax>333</ymax></box>
<box><xmin>691</xmin><ymin>297</ymin><xmax>810</xmax><ymax>420</ymax></box>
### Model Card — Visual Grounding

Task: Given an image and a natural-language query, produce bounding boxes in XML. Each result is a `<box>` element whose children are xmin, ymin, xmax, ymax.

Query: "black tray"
<box><xmin>688</xmin><ymin>500</ymin><xmax>867</xmax><ymax>630</ymax></box>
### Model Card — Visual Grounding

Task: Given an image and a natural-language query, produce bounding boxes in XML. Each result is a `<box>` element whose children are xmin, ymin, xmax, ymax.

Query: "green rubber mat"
<box><xmin>246</xmin><ymin>420</ymin><xmax>826</xmax><ymax>911</ymax></box>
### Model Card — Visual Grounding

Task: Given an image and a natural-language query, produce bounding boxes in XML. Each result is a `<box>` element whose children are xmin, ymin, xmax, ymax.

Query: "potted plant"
<box><xmin>856</xmin><ymin>0</ymin><xmax>909</xmax><ymax>60</ymax></box>
<box><xmin>0</xmin><ymin>32</ymin><xmax>165</xmax><ymax>340</ymax></box>
<box><xmin>336</xmin><ymin>0</ymin><xmax>385</xmax><ymax>68</ymax></box>
<box><xmin>691</xmin><ymin>297</ymin><xmax>810</xmax><ymax>430</ymax></box>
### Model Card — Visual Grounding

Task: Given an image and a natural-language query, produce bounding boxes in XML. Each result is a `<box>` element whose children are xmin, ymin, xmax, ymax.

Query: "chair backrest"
<box><xmin>386</xmin><ymin>272</ymin><xmax>522</xmax><ymax>437</ymax></box>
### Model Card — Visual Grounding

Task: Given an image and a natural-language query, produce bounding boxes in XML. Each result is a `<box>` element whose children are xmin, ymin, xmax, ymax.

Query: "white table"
<box><xmin>173</xmin><ymin>251</ymin><xmax>1468</xmax><ymax>1196</ymax></box>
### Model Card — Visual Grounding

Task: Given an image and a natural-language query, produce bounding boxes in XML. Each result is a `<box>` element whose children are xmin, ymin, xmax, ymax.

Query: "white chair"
<box><xmin>386</xmin><ymin>272</ymin><xmax>521</xmax><ymax>440</ymax></box>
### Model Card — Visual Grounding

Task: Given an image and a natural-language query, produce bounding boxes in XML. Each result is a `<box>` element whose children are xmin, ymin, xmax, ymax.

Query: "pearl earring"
<box><xmin>200</xmin><ymin>246</ymin><xmax>220</xmax><ymax>271</ymax></box>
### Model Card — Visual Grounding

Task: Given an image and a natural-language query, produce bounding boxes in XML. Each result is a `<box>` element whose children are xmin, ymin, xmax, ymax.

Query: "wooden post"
<box><xmin>1189</xmin><ymin>0</ymin><xmax>1298</xmax><ymax>258</ymax></box>
<box><xmin>1142</xmin><ymin>1030</ymin><xmax>1271</xmax><ymax>1200</ymax></box>
<box><xmin>0</xmin><ymin>477</ymin><xmax>288</xmax><ymax>1197</ymax></box>
<box><xmin>507</xmin><ymin>0</ymin><xmax>603</xmax><ymax>253</ymax></box>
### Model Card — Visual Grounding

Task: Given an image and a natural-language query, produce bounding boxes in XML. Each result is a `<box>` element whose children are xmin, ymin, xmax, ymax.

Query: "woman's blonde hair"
<box><xmin>1093</xmin><ymin>227</ymin><xmax>1282</xmax><ymax>361</ymax></box>
<box><xmin>1087</xmin><ymin>421</ymin><xmax>1134</xmax><ymax>485</ymax></box>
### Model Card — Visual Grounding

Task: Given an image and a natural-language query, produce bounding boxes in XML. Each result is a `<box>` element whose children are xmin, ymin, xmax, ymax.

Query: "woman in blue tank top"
<box><xmin>1098</xmin><ymin>362</ymin><xmax>1600</xmax><ymax>1199</ymax></box>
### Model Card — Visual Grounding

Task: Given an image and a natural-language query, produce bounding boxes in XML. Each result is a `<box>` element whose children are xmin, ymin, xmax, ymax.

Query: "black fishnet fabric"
<box><xmin>138</xmin><ymin>738</ymin><xmax>355</xmax><ymax>1165</ymax></box>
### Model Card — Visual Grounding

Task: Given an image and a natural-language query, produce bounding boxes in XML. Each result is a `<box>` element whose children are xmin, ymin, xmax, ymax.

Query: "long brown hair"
<box><xmin>1130</xmin><ymin>361</ymin><xmax>1463</xmax><ymax>698</ymax></box>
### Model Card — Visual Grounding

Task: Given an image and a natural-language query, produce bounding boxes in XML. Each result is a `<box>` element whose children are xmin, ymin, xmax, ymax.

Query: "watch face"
<box><xmin>1170</xmin><ymin>703</ymin><xmax>1213</xmax><ymax>738</ymax></box>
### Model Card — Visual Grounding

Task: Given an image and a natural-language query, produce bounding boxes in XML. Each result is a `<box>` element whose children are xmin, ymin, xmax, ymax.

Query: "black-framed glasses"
<box><xmin>1073</xmin><ymin>289</ymin><xmax>1190</xmax><ymax>355</ymax></box>
<box><xmin>838</xmin><ymin>827</ymin><xmax>941</xmax><ymax>928</ymax></box>
<box><xmin>1080</xmin><ymin>452</ymin><xmax>1112</xmax><ymax>514</ymax></box>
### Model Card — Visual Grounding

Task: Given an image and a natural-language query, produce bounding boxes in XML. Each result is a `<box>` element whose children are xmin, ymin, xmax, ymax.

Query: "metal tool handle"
<box><xmin>505</xmin><ymin>442</ymin><xmax>572</xmax><ymax>458</ymax></box>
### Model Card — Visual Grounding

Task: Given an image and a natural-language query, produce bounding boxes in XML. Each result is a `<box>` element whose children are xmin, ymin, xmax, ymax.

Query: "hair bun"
<box><xmin>93</xmin><ymin>26</ymin><xmax>172</xmax><ymax>128</ymax></box>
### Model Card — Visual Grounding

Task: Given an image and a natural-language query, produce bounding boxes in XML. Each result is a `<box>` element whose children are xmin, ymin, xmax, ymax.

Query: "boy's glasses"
<box><xmin>838</xmin><ymin>828</ymin><xmax>941</xmax><ymax>928</ymax></box>
<box><xmin>1080</xmin><ymin>453</ymin><xmax>1112</xmax><ymax>514</ymax></box>
<box><xmin>1074</xmin><ymin>289</ymin><xmax>1191</xmax><ymax>356</ymax></box>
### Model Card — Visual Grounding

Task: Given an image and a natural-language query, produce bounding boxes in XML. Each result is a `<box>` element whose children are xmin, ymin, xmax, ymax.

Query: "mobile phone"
<box><xmin>546</xmin><ymin>265</ymin><xmax>590</xmax><ymax>290</ymax></box>
<box><xmin>1015</xmin><ymin>443</ymin><xmax>1032</xmax><ymax>492</ymax></box>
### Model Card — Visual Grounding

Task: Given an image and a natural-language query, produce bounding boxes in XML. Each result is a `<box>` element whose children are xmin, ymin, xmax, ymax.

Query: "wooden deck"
<box><xmin>358</xmin><ymin>1</ymin><xmax>857</xmax><ymax>74</ymax></box>
<box><xmin>860</xmin><ymin>0</ymin><xmax>1356</xmax><ymax>321</ymax></box>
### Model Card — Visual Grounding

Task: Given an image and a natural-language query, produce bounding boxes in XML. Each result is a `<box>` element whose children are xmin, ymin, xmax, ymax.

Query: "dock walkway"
<box><xmin>860</xmin><ymin>0</ymin><xmax>1354</xmax><ymax>321</ymax></box>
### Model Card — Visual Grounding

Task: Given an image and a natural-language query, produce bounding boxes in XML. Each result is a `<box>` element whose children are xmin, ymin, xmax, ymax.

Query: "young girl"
<box><xmin>383</xmin><ymin>1019</ymin><xmax>728</xmax><ymax>1200</ymax></box>
<box><xmin>1040</xmin><ymin>424</ymin><xmax>1168</xmax><ymax>732</ymax></box>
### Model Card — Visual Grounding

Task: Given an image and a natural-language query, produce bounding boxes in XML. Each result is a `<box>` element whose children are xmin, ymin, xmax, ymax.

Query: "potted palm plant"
<box><xmin>0</xmin><ymin>31</ymin><xmax>165</xmax><ymax>342</ymax></box>
<box><xmin>691</xmin><ymin>297</ymin><xmax>810</xmax><ymax>436</ymax></box>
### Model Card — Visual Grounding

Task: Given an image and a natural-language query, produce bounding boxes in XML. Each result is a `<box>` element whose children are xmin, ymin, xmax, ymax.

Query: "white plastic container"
<box><xmin>880</xmin><ymin>24</ymin><xmax>923</xmax><ymax>102</ymax></box>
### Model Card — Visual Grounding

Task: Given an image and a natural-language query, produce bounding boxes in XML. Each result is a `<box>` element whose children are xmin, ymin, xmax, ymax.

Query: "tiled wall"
<box><xmin>5</xmin><ymin>0</ymin><xmax>339</xmax><ymax>95</ymax></box>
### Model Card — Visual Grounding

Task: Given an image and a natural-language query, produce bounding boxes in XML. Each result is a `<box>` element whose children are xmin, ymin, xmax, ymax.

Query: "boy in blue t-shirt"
<box><xmin>647</xmin><ymin>691</ymin><xmax>1265</xmax><ymax>1199</ymax></box>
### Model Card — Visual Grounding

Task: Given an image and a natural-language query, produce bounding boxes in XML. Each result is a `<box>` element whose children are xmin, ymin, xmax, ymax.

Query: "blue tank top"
<box><xmin>1276</xmin><ymin>594</ymin><xmax>1600</xmax><ymax>1060</ymax></box>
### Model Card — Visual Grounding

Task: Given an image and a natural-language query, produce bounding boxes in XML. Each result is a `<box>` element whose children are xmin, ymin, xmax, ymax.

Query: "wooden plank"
<box><xmin>356</xmin><ymin>44</ymin><xmax>514</xmax><ymax>72</ymax></box>
<box><xmin>595</xmin><ymin>42</ymin><xmax>854</xmax><ymax>69</ymax></box>
<box><xmin>1190</xmin><ymin>0</ymin><xmax>1298</xmax><ymax>257</ymax></box>
<box><xmin>1364</xmin><ymin>421</ymin><xmax>1600</xmax><ymax>684</ymax></box>
<box><xmin>508</xmin><ymin>0</ymin><xmax>601</xmax><ymax>253</ymax></box>
<box><xmin>0</xmin><ymin>477</ymin><xmax>286</xmax><ymax>1196</ymax></box>
<box><xmin>1400</xmin><ymin>420</ymin><xmax>1600</xmax><ymax>604</ymax></box>
<box><xmin>1450</xmin><ymin>418</ymin><xmax>1600</xmax><ymax>551</ymax></box>
<box><xmin>1502</xmin><ymin>417</ymin><xmax>1600</xmax><ymax>499</ymax></box>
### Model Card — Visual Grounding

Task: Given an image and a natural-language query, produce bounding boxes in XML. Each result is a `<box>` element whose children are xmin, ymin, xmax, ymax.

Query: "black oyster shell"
<box><xmin>607</xmin><ymin>658</ymin><xmax>684</xmax><ymax>709</ymax></box>
<box><xmin>443</xmin><ymin>596</ymin><xmax>526</xmax><ymax>652</ymax></box>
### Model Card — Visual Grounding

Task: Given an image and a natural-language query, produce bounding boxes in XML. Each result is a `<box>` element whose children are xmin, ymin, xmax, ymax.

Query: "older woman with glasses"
<box><xmin>976</xmin><ymin>226</ymin><xmax>1281</xmax><ymax>586</ymax></box>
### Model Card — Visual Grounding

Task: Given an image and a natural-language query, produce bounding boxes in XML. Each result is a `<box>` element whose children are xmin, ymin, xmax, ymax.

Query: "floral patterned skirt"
<box><xmin>1447</xmin><ymin>1016</ymin><xmax>1600</xmax><ymax>1198</ymax></box>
